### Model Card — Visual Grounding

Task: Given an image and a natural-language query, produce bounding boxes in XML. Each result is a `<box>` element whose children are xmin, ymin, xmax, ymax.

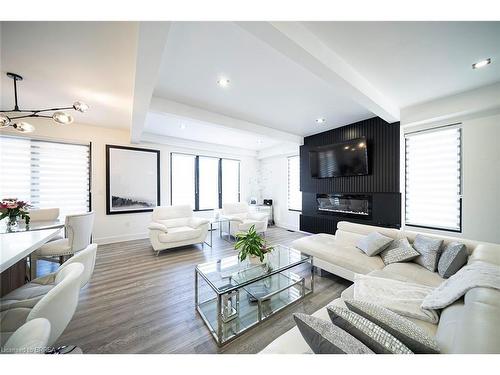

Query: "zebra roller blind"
<box><xmin>405</xmin><ymin>125</ymin><xmax>462</xmax><ymax>231</ymax></box>
<box><xmin>0</xmin><ymin>136</ymin><xmax>91</xmax><ymax>217</ymax></box>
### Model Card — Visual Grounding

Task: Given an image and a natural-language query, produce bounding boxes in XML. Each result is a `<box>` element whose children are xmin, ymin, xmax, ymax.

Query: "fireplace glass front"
<box><xmin>316</xmin><ymin>194</ymin><xmax>371</xmax><ymax>217</ymax></box>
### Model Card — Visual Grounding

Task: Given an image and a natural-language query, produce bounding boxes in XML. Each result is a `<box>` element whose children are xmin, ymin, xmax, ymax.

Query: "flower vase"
<box><xmin>6</xmin><ymin>215</ymin><xmax>19</xmax><ymax>231</ymax></box>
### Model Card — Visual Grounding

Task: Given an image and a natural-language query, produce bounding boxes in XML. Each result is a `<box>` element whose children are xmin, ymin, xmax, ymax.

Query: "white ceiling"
<box><xmin>2</xmin><ymin>21</ymin><xmax>500</xmax><ymax>149</ymax></box>
<box><xmin>1</xmin><ymin>22</ymin><xmax>138</xmax><ymax>129</ymax></box>
<box><xmin>302</xmin><ymin>21</ymin><xmax>500</xmax><ymax>108</ymax></box>
<box><xmin>144</xmin><ymin>111</ymin><xmax>282</xmax><ymax>151</ymax></box>
<box><xmin>152</xmin><ymin>22</ymin><xmax>373</xmax><ymax>137</ymax></box>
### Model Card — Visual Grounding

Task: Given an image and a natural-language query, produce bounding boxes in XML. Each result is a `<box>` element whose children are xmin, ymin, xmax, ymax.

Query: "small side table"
<box><xmin>249</xmin><ymin>204</ymin><xmax>274</xmax><ymax>226</ymax></box>
<box><xmin>204</xmin><ymin>218</ymin><xmax>232</xmax><ymax>248</ymax></box>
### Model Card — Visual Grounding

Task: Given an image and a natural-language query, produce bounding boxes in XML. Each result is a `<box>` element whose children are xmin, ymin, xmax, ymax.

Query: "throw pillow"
<box><xmin>344</xmin><ymin>299</ymin><xmax>440</xmax><ymax>354</ymax></box>
<box><xmin>356</xmin><ymin>232</ymin><xmax>394</xmax><ymax>256</ymax></box>
<box><xmin>413</xmin><ymin>234</ymin><xmax>443</xmax><ymax>272</ymax></box>
<box><xmin>379</xmin><ymin>238</ymin><xmax>420</xmax><ymax>265</ymax></box>
<box><xmin>437</xmin><ymin>242</ymin><xmax>468</xmax><ymax>278</ymax></box>
<box><xmin>327</xmin><ymin>306</ymin><xmax>413</xmax><ymax>354</ymax></box>
<box><xmin>293</xmin><ymin>313</ymin><xmax>374</xmax><ymax>354</ymax></box>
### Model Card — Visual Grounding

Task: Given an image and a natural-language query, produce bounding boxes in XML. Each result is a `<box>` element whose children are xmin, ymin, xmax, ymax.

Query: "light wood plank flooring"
<box><xmin>46</xmin><ymin>227</ymin><xmax>350</xmax><ymax>353</ymax></box>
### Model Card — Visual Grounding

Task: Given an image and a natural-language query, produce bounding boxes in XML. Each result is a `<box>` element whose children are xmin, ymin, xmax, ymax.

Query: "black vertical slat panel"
<box><xmin>300</xmin><ymin>116</ymin><xmax>401</xmax><ymax>233</ymax></box>
<box><xmin>301</xmin><ymin>116</ymin><xmax>400</xmax><ymax>194</ymax></box>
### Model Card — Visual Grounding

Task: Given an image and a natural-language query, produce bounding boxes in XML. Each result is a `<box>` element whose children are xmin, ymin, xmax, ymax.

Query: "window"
<box><xmin>170</xmin><ymin>153</ymin><xmax>240</xmax><ymax>210</ymax></box>
<box><xmin>288</xmin><ymin>155</ymin><xmax>302</xmax><ymax>211</ymax></box>
<box><xmin>221</xmin><ymin>159</ymin><xmax>240</xmax><ymax>204</ymax></box>
<box><xmin>405</xmin><ymin>125</ymin><xmax>462</xmax><ymax>232</ymax></box>
<box><xmin>170</xmin><ymin>153</ymin><xmax>196</xmax><ymax>208</ymax></box>
<box><xmin>198</xmin><ymin>156</ymin><xmax>219</xmax><ymax>210</ymax></box>
<box><xmin>0</xmin><ymin>136</ymin><xmax>91</xmax><ymax>217</ymax></box>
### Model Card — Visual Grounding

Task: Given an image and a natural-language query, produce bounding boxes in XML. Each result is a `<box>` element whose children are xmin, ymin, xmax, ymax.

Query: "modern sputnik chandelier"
<box><xmin>0</xmin><ymin>72</ymin><xmax>89</xmax><ymax>133</ymax></box>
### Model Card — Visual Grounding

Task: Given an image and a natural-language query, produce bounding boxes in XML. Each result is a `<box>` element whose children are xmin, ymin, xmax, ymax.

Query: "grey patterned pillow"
<box><xmin>293</xmin><ymin>313</ymin><xmax>374</xmax><ymax>354</ymax></box>
<box><xmin>413</xmin><ymin>234</ymin><xmax>443</xmax><ymax>272</ymax></box>
<box><xmin>327</xmin><ymin>306</ymin><xmax>413</xmax><ymax>354</ymax></box>
<box><xmin>380</xmin><ymin>238</ymin><xmax>420</xmax><ymax>265</ymax></box>
<box><xmin>344</xmin><ymin>300</ymin><xmax>440</xmax><ymax>354</ymax></box>
<box><xmin>356</xmin><ymin>232</ymin><xmax>394</xmax><ymax>256</ymax></box>
<box><xmin>438</xmin><ymin>242</ymin><xmax>468</xmax><ymax>278</ymax></box>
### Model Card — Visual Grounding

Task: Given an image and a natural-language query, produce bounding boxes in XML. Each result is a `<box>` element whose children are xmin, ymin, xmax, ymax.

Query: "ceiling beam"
<box><xmin>149</xmin><ymin>97</ymin><xmax>304</xmax><ymax>145</ymax></box>
<box><xmin>237</xmin><ymin>22</ymin><xmax>400</xmax><ymax>123</ymax></box>
<box><xmin>130</xmin><ymin>22</ymin><xmax>171</xmax><ymax>143</ymax></box>
<box><xmin>141</xmin><ymin>132</ymin><xmax>257</xmax><ymax>157</ymax></box>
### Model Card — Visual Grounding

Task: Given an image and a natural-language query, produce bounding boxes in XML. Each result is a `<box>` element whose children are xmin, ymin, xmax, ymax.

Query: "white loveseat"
<box><xmin>148</xmin><ymin>205</ymin><xmax>209</xmax><ymax>255</ymax></box>
<box><xmin>221</xmin><ymin>202</ymin><xmax>269</xmax><ymax>237</ymax></box>
<box><xmin>261</xmin><ymin>221</ymin><xmax>500</xmax><ymax>354</ymax></box>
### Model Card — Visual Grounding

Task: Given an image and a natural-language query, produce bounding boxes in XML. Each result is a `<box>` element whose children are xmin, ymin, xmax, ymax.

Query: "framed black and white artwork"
<box><xmin>106</xmin><ymin>145</ymin><xmax>160</xmax><ymax>215</ymax></box>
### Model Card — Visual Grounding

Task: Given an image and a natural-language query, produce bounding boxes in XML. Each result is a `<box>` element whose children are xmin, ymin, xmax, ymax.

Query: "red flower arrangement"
<box><xmin>0</xmin><ymin>198</ymin><xmax>31</xmax><ymax>226</ymax></box>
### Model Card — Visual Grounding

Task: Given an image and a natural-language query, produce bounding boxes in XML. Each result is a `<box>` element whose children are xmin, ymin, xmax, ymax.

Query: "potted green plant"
<box><xmin>235</xmin><ymin>225</ymin><xmax>274</xmax><ymax>264</ymax></box>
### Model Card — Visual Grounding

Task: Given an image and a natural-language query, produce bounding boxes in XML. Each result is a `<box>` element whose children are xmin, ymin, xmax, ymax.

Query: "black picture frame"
<box><xmin>106</xmin><ymin>145</ymin><xmax>160</xmax><ymax>215</ymax></box>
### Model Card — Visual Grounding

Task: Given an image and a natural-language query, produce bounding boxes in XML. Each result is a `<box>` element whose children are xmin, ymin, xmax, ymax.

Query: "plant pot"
<box><xmin>249</xmin><ymin>254</ymin><xmax>267</xmax><ymax>265</ymax></box>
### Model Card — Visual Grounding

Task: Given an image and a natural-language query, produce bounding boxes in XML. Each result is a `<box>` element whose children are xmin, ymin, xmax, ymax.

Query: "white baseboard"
<box><xmin>273</xmin><ymin>222</ymin><xmax>299</xmax><ymax>232</ymax></box>
<box><xmin>94</xmin><ymin>232</ymin><xmax>149</xmax><ymax>245</ymax></box>
<box><xmin>94</xmin><ymin>224</ymin><xmax>309</xmax><ymax>246</ymax></box>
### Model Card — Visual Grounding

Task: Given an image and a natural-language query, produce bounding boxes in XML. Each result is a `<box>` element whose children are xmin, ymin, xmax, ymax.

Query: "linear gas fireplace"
<box><xmin>316</xmin><ymin>194</ymin><xmax>372</xmax><ymax>218</ymax></box>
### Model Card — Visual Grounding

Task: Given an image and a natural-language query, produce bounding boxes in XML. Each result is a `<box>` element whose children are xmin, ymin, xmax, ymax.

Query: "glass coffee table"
<box><xmin>195</xmin><ymin>244</ymin><xmax>314</xmax><ymax>346</ymax></box>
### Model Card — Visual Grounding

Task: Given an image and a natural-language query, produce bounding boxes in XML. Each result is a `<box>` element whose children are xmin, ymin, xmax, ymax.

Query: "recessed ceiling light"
<box><xmin>180</xmin><ymin>124</ymin><xmax>186</xmax><ymax>129</ymax></box>
<box><xmin>217</xmin><ymin>78</ymin><xmax>230</xmax><ymax>87</ymax></box>
<box><xmin>472</xmin><ymin>58</ymin><xmax>491</xmax><ymax>69</ymax></box>
<box><xmin>316</xmin><ymin>118</ymin><xmax>326</xmax><ymax>124</ymax></box>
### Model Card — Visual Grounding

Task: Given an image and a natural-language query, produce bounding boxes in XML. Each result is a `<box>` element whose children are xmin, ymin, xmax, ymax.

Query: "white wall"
<box><xmin>259</xmin><ymin>149</ymin><xmax>301</xmax><ymax>231</ymax></box>
<box><xmin>0</xmin><ymin>119</ymin><xmax>259</xmax><ymax>244</ymax></box>
<box><xmin>401</xmin><ymin>87</ymin><xmax>500</xmax><ymax>244</ymax></box>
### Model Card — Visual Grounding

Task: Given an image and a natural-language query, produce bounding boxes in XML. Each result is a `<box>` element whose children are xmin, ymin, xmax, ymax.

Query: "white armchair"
<box><xmin>148</xmin><ymin>205</ymin><xmax>209</xmax><ymax>255</ymax></box>
<box><xmin>221</xmin><ymin>202</ymin><xmax>269</xmax><ymax>237</ymax></box>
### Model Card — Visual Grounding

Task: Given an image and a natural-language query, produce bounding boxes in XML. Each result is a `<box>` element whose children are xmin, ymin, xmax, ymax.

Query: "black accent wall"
<box><xmin>300</xmin><ymin>116</ymin><xmax>401</xmax><ymax>234</ymax></box>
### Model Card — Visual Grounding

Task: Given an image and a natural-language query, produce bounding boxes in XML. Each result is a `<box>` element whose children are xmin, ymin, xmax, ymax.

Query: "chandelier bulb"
<box><xmin>73</xmin><ymin>101</ymin><xmax>89</xmax><ymax>113</ymax></box>
<box><xmin>13</xmin><ymin>122</ymin><xmax>35</xmax><ymax>133</ymax></box>
<box><xmin>0</xmin><ymin>114</ymin><xmax>11</xmax><ymax>128</ymax></box>
<box><xmin>53</xmin><ymin>111</ymin><xmax>74</xmax><ymax>125</ymax></box>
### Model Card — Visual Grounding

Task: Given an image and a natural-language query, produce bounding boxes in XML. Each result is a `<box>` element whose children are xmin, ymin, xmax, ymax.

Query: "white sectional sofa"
<box><xmin>261</xmin><ymin>221</ymin><xmax>500</xmax><ymax>354</ymax></box>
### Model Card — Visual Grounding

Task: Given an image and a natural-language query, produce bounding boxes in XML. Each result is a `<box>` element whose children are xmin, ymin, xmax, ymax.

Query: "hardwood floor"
<box><xmin>51</xmin><ymin>227</ymin><xmax>351</xmax><ymax>353</ymax></box>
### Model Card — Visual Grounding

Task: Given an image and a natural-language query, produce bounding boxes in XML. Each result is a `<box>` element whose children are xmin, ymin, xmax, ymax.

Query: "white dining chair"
<box><xmin>0</xmin><ymin>262</ymin><xmax>83</xmax><ymax>347</ymax></box>
<box><xmin>28</xmin><ymin>208</ymin><xmax>64</xmax><ymax>242</ymax></box>
<box><xmin>1</xmin><ymin>243</ymin><xmax>98</xmax><ymax>312</ymax></box>
<box><xmin>31</xmin><ymin>212</ymin><xmax>94</xmax><ymax>278</ymax></box>
<box><xmin>2</xmin><ymin>318</ymin><xmax>51</xmax><ymax>354</ymax></box>
<box><xmin>28</xmin><ymin>208</ymin><xmax>60</xmax><ymax>222</ymax></box>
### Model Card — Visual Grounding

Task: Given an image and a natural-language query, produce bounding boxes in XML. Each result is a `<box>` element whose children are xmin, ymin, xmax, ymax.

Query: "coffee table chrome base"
<box><xmin>195</xmin><ymin>256</ymin><xmax>314</xmax><ymax>347</ymax></box>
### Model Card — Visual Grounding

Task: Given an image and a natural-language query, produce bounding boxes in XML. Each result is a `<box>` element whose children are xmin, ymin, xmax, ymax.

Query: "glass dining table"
<box><xmin>0</xmin><ymin>218</ymin><xmax>65</xmax><ymax>234</ymax></box>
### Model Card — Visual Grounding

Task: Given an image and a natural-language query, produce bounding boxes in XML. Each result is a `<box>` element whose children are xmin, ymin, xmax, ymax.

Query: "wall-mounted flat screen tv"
<box><xmin>309</xmin><ymin>137</ymin><xmax>368</xmax><ymax>178</ymax></box>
